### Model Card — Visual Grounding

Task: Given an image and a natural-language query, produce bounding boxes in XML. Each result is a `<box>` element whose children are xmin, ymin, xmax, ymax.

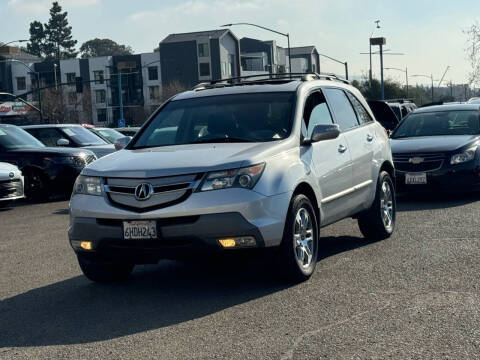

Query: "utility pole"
<box><xmin>369</xmin><ymin>20</ymin><xmax>381</xmax><ymax>86</ymax></box>
<box><xmin>380</xmin><ymin>43</ymin><xmax>384</xmax><ymax>100</ymax></box>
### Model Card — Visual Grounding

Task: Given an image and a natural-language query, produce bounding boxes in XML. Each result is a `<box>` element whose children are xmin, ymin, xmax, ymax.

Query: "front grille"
<box><xmin>85</xmin><ymin>154</ymin><xmax>96</xmax><ymax>165</ymax></box>
<box><xmin>393</xmin><ymin>153</ymin><xmax>444</xmax><ymax>172</ymax></box>
<box><xmin>104</xmin><ymin>173</ymin><xmax>203</xmax><ymax>212</ymax></box>
<box><xmin>0</xmin><ymin>179</ymin><xmax>24</xmax><ymax>198</ymax></box>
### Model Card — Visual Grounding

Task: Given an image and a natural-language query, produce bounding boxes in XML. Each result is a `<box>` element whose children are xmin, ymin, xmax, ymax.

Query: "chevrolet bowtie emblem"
<box><xmin>409</xmin><ymin>157</ymin><xmax>424</xmax><ymax>164</ymax></box>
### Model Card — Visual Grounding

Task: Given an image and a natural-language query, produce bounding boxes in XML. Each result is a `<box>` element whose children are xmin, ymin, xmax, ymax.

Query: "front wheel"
<box><xmin>78</xmin><ymin>255</ymin><xmax>134</xmax><ymax>283</ymax></box>
<box><xmin>277</xmin><ymin>194</ymin><xmax>318</xmax><ymax>283</ymax></box>
<box><xmin>358</xmin><ymin>171</ymin><xmax>396</xmax><ymax>240</ymax></box>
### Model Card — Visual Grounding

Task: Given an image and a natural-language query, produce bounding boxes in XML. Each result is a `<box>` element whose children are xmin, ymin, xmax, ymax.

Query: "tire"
<box><xmin>358</xmin><ymin>171</ymin><xmax>396</xmax><ymax>241</ymax></box>
<box><xmin>0</xmin><ymin>201</ymin><xmax>11</xmax><ymax>208</ymax></box>
<box><xmin>277</xmin><ymin>194</ymin><xmax>319</xmax><ymax>283</ymax></box>
<box><xmin>24</xmin><ymin>168</ymin><xmax>49</xmax><ymax>201</ymax></box>
<box><xmin>78</xmin><ymin>255</ymin><xmax>134</xmax><ymax>283</ymax></box>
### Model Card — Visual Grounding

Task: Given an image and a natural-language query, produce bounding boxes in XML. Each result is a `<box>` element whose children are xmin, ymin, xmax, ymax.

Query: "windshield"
<box><xmin>61</xmin><ymin>126</ymin><xmax>107</xmax><ymax>146</ymax></box>
<box><xmin>95</xmin><ymin>128</ymin><xmax>125</xmax><ymax>143</ymax></box>
<box><xmin>391</xmin><ymin>110</ymin><xmax>480</xmax><ymax>138</ymax></box>
<box><xmin>132</xmin><ymin>92</ymin><xmax>295</xmax><ymax>149</ymax></box>
<box><xmin>0</xmin><ymin>125</ymin><xmax>45</xmax><ymax>150</ymax></box>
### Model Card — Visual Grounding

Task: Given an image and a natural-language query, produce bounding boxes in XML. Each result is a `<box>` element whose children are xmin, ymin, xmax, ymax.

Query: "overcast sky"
<box><xmin>3</xmin><ymin>0</ymin><xmax>480</xmax><ymax>86</ymax></box>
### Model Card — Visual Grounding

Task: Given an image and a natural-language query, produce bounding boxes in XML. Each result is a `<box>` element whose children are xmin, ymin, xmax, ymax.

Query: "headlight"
<box><xmin>73</xmin><ymin>176</ymin><xmax>102</xmax><ymax>196</ymax></box>
<box><xmin>450</xmin><ymin>146</ymin><xmax>477</xmax><ymax>165</ymax></box>
<box><xmin>51</xmin><ymin>153</ymin><xmax>92</xmax><ymax>167</ymax></box>
<box><xmin>199</xmin><ymin>163</ymin><xmax>265</xmax><ymax>191</ymax></box>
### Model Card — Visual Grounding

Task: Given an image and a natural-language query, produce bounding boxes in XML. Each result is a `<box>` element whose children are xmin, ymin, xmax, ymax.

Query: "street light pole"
<box><xmin>384</xmin><ymin>67</ymin><xmax>409</xmax><ymax>97</ymax></box>
<box><xmin>0</xmin><ymin>39</ymin><xmax>28</xmax><ymax>49</ymax></box>
<box><xmin>411</xmin><ymin>74</ymin><xmax>435</xmax><ymax>102</ymax></box>
<box><xmin>221</xmin><ymin>23</ymin><xmax>292</xmax><ymax>78</ymax></box>
<box><xmin>318</xmin><ymin>53</ymin><xmax>349</xmax><ymax>80</ymax></box>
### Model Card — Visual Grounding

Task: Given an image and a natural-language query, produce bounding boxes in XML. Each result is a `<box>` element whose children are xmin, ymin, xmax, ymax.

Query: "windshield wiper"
<box><xmin>189</xmin><ymin>136</ymin><xmax>255</xmax><ymax>144</ymax></box>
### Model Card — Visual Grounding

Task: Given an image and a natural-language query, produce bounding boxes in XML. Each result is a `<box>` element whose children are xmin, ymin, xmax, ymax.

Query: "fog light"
<box><xmin>235</xmin><ymin>236</ymin><xmax>257</xmax><ymax>247</ymax></box>
<box><xmin>219</xmin><ymin>238</ymin><xmax>236</xmax><ymax>248</ymax></box>
<box><xmin>80</xmin><ymin>241</ymin><xmax>93</xmax><ymax>250</ymax></box>
<box><xmin>218</xmin><ymin>236</ymin><xmax>257</xmax><ymax>248</ymax></box>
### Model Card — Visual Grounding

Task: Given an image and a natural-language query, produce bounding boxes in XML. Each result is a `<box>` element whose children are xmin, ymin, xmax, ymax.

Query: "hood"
<box><xmin>0</xmin><ymin>162</ymin><xmax>21</xmax><ymax>180</ymax></box>
<box><xmin>82</xmin><ymin>144</ymin><xmax>116</xmax><ymax>158</ymax></box>
<box><xmin>390</xmin><ymin>135</ymin><xmax>478</xmax><ymax>154</ymax></box>
<box><xmin>10</xmin><ymin>147</ymin><xmax>95</xmax><ymax>157</ymax></box>
<box><xmin>83</xmin><ymin>141</ymin><xmax>286</xmax><ymax>178</ymax></box>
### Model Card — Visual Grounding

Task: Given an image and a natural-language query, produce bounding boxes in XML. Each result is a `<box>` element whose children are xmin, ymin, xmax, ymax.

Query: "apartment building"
<box><xmin>160</xmin><ymin>29</ymin><xmax>241</xmax><ymax>88</ymax></box>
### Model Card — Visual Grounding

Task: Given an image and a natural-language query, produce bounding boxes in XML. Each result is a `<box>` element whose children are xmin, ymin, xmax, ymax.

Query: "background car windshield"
<box><xmin>96</xmin><ymin>129</ymin><xmax>124</xmax><ymax>143</ymax></box>
<box><xmin>0</xmin><ymin>126</ymin><xmax>45</xmax><ymax>150</ymax></box>
<box><xmin>61</xmin><ymin>126</ymin><xmax>107</xmax><ymax>146</ymax></box>
<box><xmin>132</xmin><ymin>92</ymin><xmax>295</xmax><ymax>148</ymax></box>
<box><xmin>392</xmin><ymin>110</ymin><xmax>480</xmax><ymax>138</ymax></box>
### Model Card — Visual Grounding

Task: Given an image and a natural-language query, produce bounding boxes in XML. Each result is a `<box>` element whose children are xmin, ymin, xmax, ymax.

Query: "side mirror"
<box><xmin>56</xmin><ymin>138</ymin><xmax>70</xmax><ymax>146</ymax></box>
<box><xmin>304</xmin><ymin>124</ymin><xmax>341</xmax><ymax>145</ymax></box>
<box><xmin>114</xmin><ymin>136</ymin><xmax>132</xmax><ymax>151</ymax></box>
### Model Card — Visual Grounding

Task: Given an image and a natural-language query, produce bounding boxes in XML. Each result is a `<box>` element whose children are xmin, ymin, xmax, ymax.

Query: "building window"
<box><xmin>95</xmin><ymin>89</ymin><xmax>106</xmax><ymax>104</ymax></box>
<box><xmin>198</xmin><ymin>43</ymin><xmax>210</xmax><ymax>57</ymax></box>
<box><xmin>97</xmin><ymin>108</ymin><xmax>107</xmax><ymax>122</ymax></box>
<box><xmin>16</xmin><ymin>77</ymin><xmax>26</xmax><ymax>91</ymax></box>
<box><xmin>149</xmin><ymin>86</ymin><xmax>160</xmax><ymax>100</ymax></box>
<box><xmin>93</xmin><ymin>70</ymin><xmax>104</xmax><ymax>84</ymax></box>
<box><xmin>199</xmin><ymin>63</ymin><xmax>210</xmax><ymax>77</ymax></box>
<box><xmin>148</xmin><ymin>66</ymin><xmax>158</xmax><ymax>80</ymax></box>
<box><xmin>66</xmin><ymin>72</ymin><xmax>76</xmax><ymax>83</ymax></box>
<box><xmin>221</xmin><ymin>62</ymin><xmax>227</xmax><ymax>77</ymax></box>
<box><xmin>228</xmin><ymin>54</ymin><xmax>235</xmax><ymax>76</ymax></box>
<box><xmin>68</xmin><ymin>92</ymin><xmax>77</xmax><ymax>105</ymax></box>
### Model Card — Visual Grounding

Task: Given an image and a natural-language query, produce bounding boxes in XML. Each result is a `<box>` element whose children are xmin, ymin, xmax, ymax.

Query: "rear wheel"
<box><xmin>78</xmin><ymin>255</ymin><xmax>134</xmax><ymax>283</ymax></box>
<box><xmin>358</xmin><ymin>171</ymin><xmax>396</xmax><ymax>240</ymax></box>
<box><xmin>277</xmin><ymin>194</ymin><xmax>318</xmax><ymax>283</ymax></box>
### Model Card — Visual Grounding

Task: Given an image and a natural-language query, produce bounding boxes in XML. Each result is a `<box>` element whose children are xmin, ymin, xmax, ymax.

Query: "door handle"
<box><xmin>366</xmin><ymin>134</ymin><xmax>374</xmax><ymax>142</ymax></box>
<box><xmin>338</xmin><ymin>144</ymin><xmax>347</xmax><ymax>153</ymax></box>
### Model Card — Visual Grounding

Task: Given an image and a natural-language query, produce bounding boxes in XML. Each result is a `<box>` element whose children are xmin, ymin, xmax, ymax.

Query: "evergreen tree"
<box><xmin>43</xmin><ymin>1</ymin><xmax>78</xmax><ymax>60</ymax></box>
<box><xmin>27</xmin><ymin>21</ymin><xmax>45</xmax><ymax>57</ymax></box>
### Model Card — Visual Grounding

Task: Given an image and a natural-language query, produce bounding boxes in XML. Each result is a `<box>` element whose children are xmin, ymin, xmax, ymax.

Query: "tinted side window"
<box><xmin>346</xmin><ymin>92</ymin><xmax>373</xmax><ymax>124</ymax></box>
<box><xmin>34</xmin><ymin>128</ymin><xmax>64</xmax><ymax>147</ymax></box>
<box><xmin>323</xmin><ymin>88</ymin><xmax>359</xmax><ymax>131</ymax></box>
<box><xmin>303</xmin><ymin>91</ymin><xmax>334</xmax><ymax>137</ymax></box>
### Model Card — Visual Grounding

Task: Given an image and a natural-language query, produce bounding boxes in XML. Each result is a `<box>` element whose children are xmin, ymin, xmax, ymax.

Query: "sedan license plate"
<box><xmin>405</xmin><ymin>173</ymin><xmax>427</xmax><ymax>185</ymax></box>
<box><xmin>123</xmin><ymin>221</ymin><xmax>157</xmax><ymax>240</ymax></box>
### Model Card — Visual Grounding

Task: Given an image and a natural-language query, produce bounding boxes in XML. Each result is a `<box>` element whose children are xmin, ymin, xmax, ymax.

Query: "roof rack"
<box><xmin>192</xmin><ymin>72</ymin><xmax>350</xmax><ymax>90</ymax></box>
<box><xmin>384</xmin><ymin>98</ymin><xmax>415</xmax><ymax>104</ymax></box>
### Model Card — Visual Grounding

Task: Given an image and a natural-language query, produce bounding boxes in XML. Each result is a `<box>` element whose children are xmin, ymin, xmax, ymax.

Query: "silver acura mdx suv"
<box><xmin>69</xmin><ymin>74</ymin><xmax>396</xmax><ymax>283</ymax></box>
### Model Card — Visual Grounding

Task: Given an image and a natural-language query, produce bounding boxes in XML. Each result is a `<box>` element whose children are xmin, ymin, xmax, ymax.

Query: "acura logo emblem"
<box><xmin>134</xmin><ymin>183</ymin><xmax>154</xmax><ymax>201</ymax></box>
<box><xmin>409</xmin><ymin>157</ymin><xmax>424</xmax><ymax>164</ymax></box>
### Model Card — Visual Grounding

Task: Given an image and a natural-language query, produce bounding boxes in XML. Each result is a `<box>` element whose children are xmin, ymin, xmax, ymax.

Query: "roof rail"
<box><xmin>192</xmin><ymin>72</ymin><xmax>350</xmax><ymax>90</ymax></box>
<box><xmin>384</xmin><ymin>98</ymin><xmax>414</xmax><ymax>104</ymax></box>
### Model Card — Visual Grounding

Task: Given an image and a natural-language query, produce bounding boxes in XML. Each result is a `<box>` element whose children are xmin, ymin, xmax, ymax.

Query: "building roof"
<box><xmin>0</xmin><ymin>47</ymin><xmax>40</xmax><ymax>62</ymax></box>
<box><xmin>289</xmin><ymin>46</ymin><xmax>317</xmax><ymax>56</ymax></box>
<box><xmin>161</xmin><ymin>29</ymin><xmax>232</xmax><ymax>44</ymax></box>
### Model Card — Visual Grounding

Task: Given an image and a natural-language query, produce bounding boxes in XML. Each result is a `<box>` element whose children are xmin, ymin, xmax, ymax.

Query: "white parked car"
<box><xmin>0</xmin><ymin>162</ymin><xmax>24</xmax><ymax>207</ymax></box>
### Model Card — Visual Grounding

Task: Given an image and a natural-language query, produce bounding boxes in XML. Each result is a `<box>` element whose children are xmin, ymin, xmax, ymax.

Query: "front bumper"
<box><xmin>395</xmin><ymin>163</ymin><xmax>480</xmax><ymax>192</ymax></box>
<box><xmin>69</xmin><ymin>188</ymin><xmax>292</xmax><ymax>262</ymax></box>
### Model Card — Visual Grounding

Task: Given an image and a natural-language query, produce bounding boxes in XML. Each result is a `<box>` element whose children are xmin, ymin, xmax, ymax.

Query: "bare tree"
<box><xmin>41</xmin><ymin>88</ymin><xmax>66</xmax><ymax>123</ymax></box>
<box><xmin>465</xmin><ymin>22</ymin><xmax>480</xmax><ymax>86</ymax></box>
<box><xmin>160</xmin><ymin>80</ymin><xmax>187</xmax><ymax>102</ymax></box>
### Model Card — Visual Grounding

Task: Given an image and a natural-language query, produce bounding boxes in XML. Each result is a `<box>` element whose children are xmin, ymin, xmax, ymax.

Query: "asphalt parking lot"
<box><xmin>1</xmin><ymin>194</ymin><xmax>479</xmax><ymax>359</ymax></box>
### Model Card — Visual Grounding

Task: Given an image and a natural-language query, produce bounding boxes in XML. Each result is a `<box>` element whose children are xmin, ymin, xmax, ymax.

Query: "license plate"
<box><xmin>405</xmin><ymin>173</ymin><xmax>427</xmax><ymax>185</ymax></box>
<box><xmin>123</xmin><ymin>220</ymin><xmax>157</xmax><ymax>240</ymax></box>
